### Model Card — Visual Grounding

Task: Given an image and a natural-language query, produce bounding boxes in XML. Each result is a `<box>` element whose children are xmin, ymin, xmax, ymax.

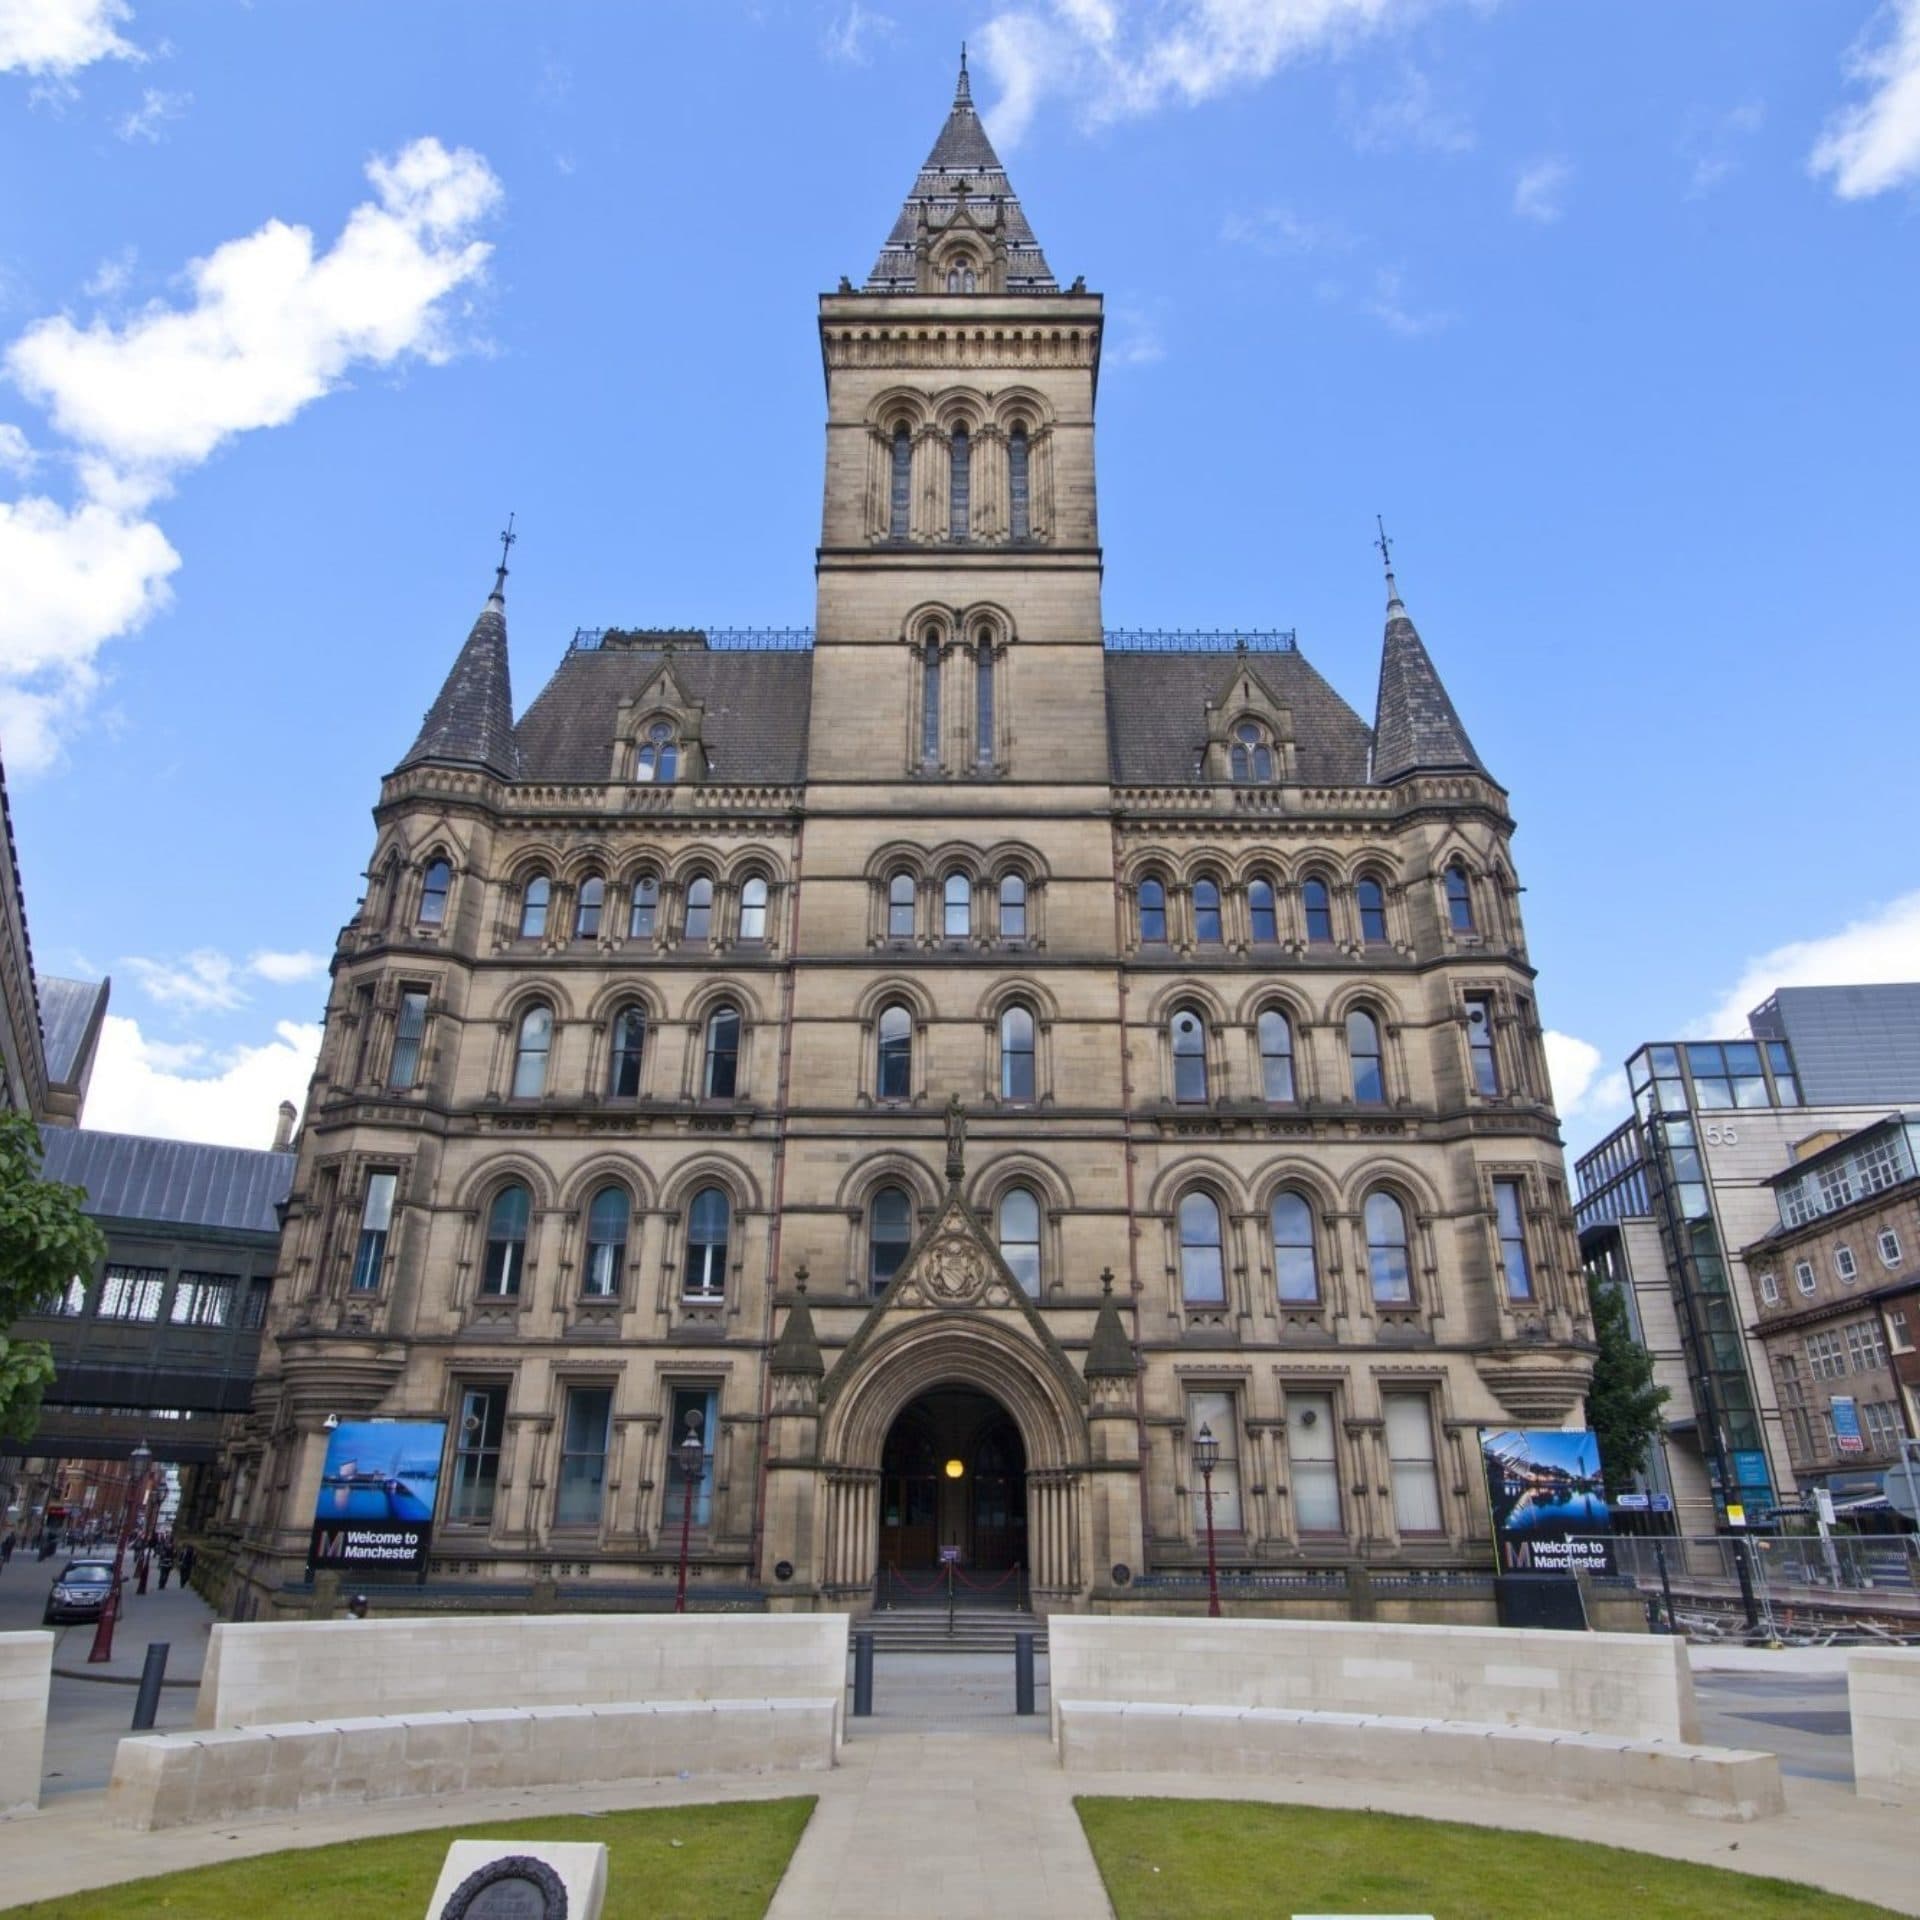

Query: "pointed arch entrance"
<box><xmin>879</xmin><ymin>1387</ymin><xmax>1028</xmax><ymax>1576</ymax></box>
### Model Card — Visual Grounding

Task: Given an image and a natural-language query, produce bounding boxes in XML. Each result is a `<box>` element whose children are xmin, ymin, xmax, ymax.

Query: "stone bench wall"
<box><xmin>1056</xmin><ymin>1699</ymin><xmax>1784</xmax><ymax>1822</ymax></box>
<box><xmin>1848</xmin><ymin>1648</ymin><xmax>1920</xmax><ymax>1802</ymax></box>
<box><xmin>1047</xmin><ymin>1614</ymin><xmax>1698</xmax><ymax>1744</ymax></box>
<box><xmin>110</xmin><ymin>1695</ymin><xmax>837</xmax><ymax>1832</ymax></box>
<box><xmin>194</xmin><ymin>1612</ymin><xmax>849</xmax><ymax>1737</ymax></box>
<box><xmin>0</xmin><ymin>1632</ymin><xmax>53</xmax><ymax>1816</ymax></box>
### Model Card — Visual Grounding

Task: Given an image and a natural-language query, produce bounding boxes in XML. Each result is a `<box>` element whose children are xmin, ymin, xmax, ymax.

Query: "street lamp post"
<box><xmin>672</xmin><ymin>1410</ymin><xmax>706</xmax><ymax>1616</ymax></box>
<box><xmin>88</xmin><ymin>1439</ymin><xmax>152</xmax><ymax>1665</ymax></box>
<box><xmin>1192</xmin><ymin>1423</ymin><xmax>1222</xmax><ymax>1619</ymax></box>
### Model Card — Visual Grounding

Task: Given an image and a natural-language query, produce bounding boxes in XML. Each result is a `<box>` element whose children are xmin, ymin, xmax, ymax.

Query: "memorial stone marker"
<box><xmin>427</xmin><ymin>1841</ymin><xmax>607</xmax><ymax>1920</ymax></box>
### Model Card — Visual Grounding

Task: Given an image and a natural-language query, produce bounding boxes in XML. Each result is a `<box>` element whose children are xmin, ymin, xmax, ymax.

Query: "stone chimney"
<box><xmin>272</xmin><ymin>1100</ymin><xmax>297</xmax><ymax>1151</ymax></box>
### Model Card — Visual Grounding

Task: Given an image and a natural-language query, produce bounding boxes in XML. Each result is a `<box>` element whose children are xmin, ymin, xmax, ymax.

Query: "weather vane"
<box><xmin>1374</xmin><ymin>515</ymin><xmax>1393</xmax><ymax>578</ymax></box>
<box><xmin>494</xmin><ymin>512</ymin><xmax>517</xmax><ymax>597</ymax></box>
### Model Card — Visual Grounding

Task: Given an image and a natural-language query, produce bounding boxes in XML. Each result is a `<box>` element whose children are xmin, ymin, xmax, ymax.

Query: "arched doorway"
<box><xmin>878</xmin><ymin>1387</ymin><xmax>1027</xmax><ymax>1577</ymax></box>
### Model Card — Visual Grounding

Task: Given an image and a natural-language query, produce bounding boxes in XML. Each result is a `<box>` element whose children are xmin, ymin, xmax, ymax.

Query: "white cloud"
<box><xmin>1106</xmin><ymin>296</ymin><xmax>1166</xmax><ymax>366</ymax></box>
<box><xmin>82</xmin><ymin>246</ymin><xmax>136</xmax><ymax>299</ymax></box>
<box><xmin>823</xmin><ymin>2</ymin><xmax>896</xmax><ymax>65</ymax></box>
<box><xmin>1811</xmin><ymin>0</ymin><xmax>1920</xmax><ymax>199</ymax></box>
<box><xmin>1544</xmin><ymin>1030</ymin><xmax>1629</xmax><ymax>1123</ymax></box>
<box><xmin>0</xmin><ymin>422</ymin><xmax>32</xmax><ymax>473</ymax></box>
<box><xmin>0</xmin><ymin>0</ymin><xmax>138</xmax><ymax>78</ymax></box>
<box><xmin>977</xmin><ymin>0</ymin><xmax>1442</xmax><ymax>148</ymax></box>
<box><xmin>1220</xmin><ymin>204</ymin><xmax>1351</xmax><ymax>254</ymax></box>
<box><xmin>1361</xmin><ymin>263</ymin><xmax>1451</xmax><ymax>336</ymax></box>
<box><xmin>1340</xmin><ymin>62</ymin><xmax>1474</xmax><ymax>154</ymax></box>
<box><xmin>1512</xmin><ymin>154</ymin><xmax>1571</xmax><ymax>223</ymax></box>
<box><xmin>115</xmin><ymin>82</ymin><xmax>186</xmax><ymax>141</ymax></box>
<box><xmin>1689</xmin><ymin>889</ymin><xmax>1920</xmax><ymax>1040</ymax></box>
<box><xmin>82</xmin><ymin>1012</ymin><xmax>319</xmax><ymax>1148</ymax></box>
<box><xmin>247</xmin><ymin>948</ymin><xmax>327</xmax><ymax>985</ymax></box>
<box><xmin>1681</xmin><ymin>100</ymin><xmax>1764</xmax><ymax>199</ymax></box>
<box><xmin>0</xmin><ymin>136</ymin><xmax>501</xmax><ymax>770</ymax></box>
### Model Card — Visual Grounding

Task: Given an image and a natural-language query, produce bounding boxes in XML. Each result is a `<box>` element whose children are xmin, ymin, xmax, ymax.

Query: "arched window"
<box><xmin>1000</xmin><ymin>1003</ymin><xmax>1036</xmax><ymax>1102</ymax></box>
<box><xmin>1258</xmin><ymin>1008</ymin><xmax>1295</xmax><ymax>1103</ymax></box>
<box><xmin>683</xmin><ymin>1187</ymin><xmax>729</xmax><ymax>1299</ymax></box>
<box><xmin>1302</xmin><ymin>876</ymin><xmax>1333</xmax><ymax>945</ymax></box>
<box><xmin>1271</xmin><ymin>1190</ymin><xmax>1319</xmax><ymax>1304</ymax></box>
<box><xmin>628</xmin><ymin>873</ymin><xmax>660</xmax><ymax>940</ymax></box>
<box><xmin>1138</xmin><ymin>877</ymin><xmax>1168</xmax><ymax>944</ymax></box>
<box><xmin>1230</xmin><ymin>721</ymin><xmax>1273</xmax><ymax>782</ymax></box>
<box><xmin>1356</xmin><ymin>875</ymin><xmax>1388</xmax><ymax>944</ymax></box>
<box><xmin>1009</xmin><ymin>423</ymin><xmax>1031</xmax><ymax>539</ymax></box>
<box><xmin>1248</xmin><ymin>877</ymin><xmax>1277</xmax><ymax>944</ymax></box>
<box><xmin>943</xmin><ymin>870</ymin><xmax>971</xmax><ymax>939</ymax></box>
<box><xmin>635</xmin><ymin>720</ymin><xmax>679</xmax><ymax>783</ymax></box>
<box><xmin>998</xmin><ymin>873</ymin><xmax>1027</xmax><ymax>939</ymax></box>
<box><xmin>1178</xmin><ymin>1191</ymin><xmax>1226</xmax><ymax>1305</ymax></box>
<box><xmin>876</xmin><ymin>1002</ymin><xmax>912</xmax><ymax>1101</ymax></box>
<box><xmin>739</xmin><ymin>875</ymin><xmax>769</xmax><ymax>943</ymax></box>
<box><xmin>583</xmin><ymin>1186</ymin><xmax>629</xmax><ymax>1298</ymax></box>
<box><xmin>887</xmin><ymin>871</ymin><xmax>916</xmax><ymax>939</ymax></box>
<box><xmin>574</xmin><ymin>875</ymin><xmax>604</xmax><ymax>940</ymax></box>
<box><xmin>889</xmin><ymin>424</ymin><xmax>911</xmax><ymax>539</ymax></box>
<box><xmin>1444</xmin><ymin>862</ymin><xmax>1475</xmax><ymax>933</ymax></box>
<box><xmin>869</xmin><ymin>1185</ymin><xmax>912</xmax><ymax>1291</ymax></box>
<box><xmin>921</xmin><ymin>633</ymin><xmax>942</xmax><ymax>768</ymax></box>
<box><xmin>1171</xmin><ymin>1006</ymin><xmax>1208</xmax><ymax>1105</ymax></box>
<box><xmin>704</xmin><ymin>1004</ymin><xmax>741</xmax><ymax>1099</ymax></box>
<box><xmin>482</xmin><ymin>1184</ymin><xmax>530</xmax><ymax>1296</ymax></box>
<box><xmin>1193</xmin><ymin>878</ymin><xmax>1223</xmax><ymax>945</ymax></box>
<box><xmin>1365</xmin><ymin>1191</ymin><xmax>1413</xmax><ymax>1304</ymax></box>
<box><xmin>683</xmin><ymin>873</ymin><xmax>714</xmax><ymax>942</ymax></box>
<box><xmin>608</xmin><ymin>1004</ymin><xmax>646</xmax><ymax>1098</ymax></box>
<box><xmin>998</xmin><ymin>1186</ymin><xmax>1041</xmax><ymax>1295</ymax></box>
<box><xmin>419</xmin><ymin>858</ymin><xmax>452</xmax><ymax>926</ymax></box>
<box><xmin>512</xmin><ymin>1005</ymin><xmax>552</xmax><ymax>1099</ymax></box>
<box><xmin>519</xmin><ymin>874</ymin><xmax>551</xmax><ymax>940</ymax></box>
<box><xmin>1347</xmin><ymin>1008</ymin><xmax>1385</xmax><ymax>1104</ymax></box>
<box><xmin>950</xmin><ymin>424</ymin><xmax>971</xmax><ymax>540</ymax></box>
<box><xmin>975</xmin><ymin>633</ymin><xmax>994</xmax><ymax>765</ymax></box>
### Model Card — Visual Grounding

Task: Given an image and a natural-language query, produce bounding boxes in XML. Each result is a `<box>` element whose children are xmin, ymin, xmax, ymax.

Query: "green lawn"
<box><xmin>1076</xmin><ymin>1798</ymin><xmax>1905</xmax><ymax>1920</ymax></box>
<box><xmin>4</xmin><ymin>1799</ymin><xmax>815</xmax><ymax>1920</ymax></box>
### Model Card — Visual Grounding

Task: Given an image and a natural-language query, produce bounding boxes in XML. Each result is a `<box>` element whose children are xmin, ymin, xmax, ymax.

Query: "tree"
<box><xmin>0</xmin><ymin>1110</ymin><xmax>106</xmax><ymax>1442</ymax></box>
<box><xmin>1584</xmin><ymin>1270</ymin><xmax>1668</xmax><ymax>1498</ymax></box>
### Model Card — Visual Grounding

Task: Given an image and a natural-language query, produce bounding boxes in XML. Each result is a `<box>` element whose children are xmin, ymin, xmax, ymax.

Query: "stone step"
<box><xmin>858</xmin><ymin>1612</ymin><xmax>1047</xmax><ymax>1655</ymax></box>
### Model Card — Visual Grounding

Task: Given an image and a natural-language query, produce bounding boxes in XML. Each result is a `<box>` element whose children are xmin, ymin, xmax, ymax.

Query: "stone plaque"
<box><xmin>440</xmin><ymin>1856</ymin><xmax>566</xmax><ymax>1920</ymax></box>
<box><xmin>427</xmin><ymin>1841</ymin><xmax>606</xmax><ymax>1920</ymax></box>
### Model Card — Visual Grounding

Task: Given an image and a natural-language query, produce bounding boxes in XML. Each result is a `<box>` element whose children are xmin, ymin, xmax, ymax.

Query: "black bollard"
<box><xmin>852</xmin><ymin>1629</ymin><xmax>875</xmax><ymax>1718</ymax></box>
<box><xmin>1731</xmin><ymin>1535</ymin><xmax>1760</xmax><ymax>1634</ymax></box>
<box><xmin>1654</xmin><ymin>1540</ymin><xmax>1678</xmax><ymax>1635</ymax></box>
<box><xmin>1014</xmin><ymin>1631</ymin><xmax>1035</xmax><ymax>1716</ymax></box>
<box><xmin>131</xmin><ymin>1642</ymin><xmax>170</xmax><ymax>1731</ymax></box>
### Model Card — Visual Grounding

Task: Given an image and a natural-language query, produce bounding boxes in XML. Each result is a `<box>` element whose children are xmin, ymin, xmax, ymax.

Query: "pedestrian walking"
<box><xmin>178</xmin><ymin>1543</ymin><xmax>196</xmax><ymax>1585</ymax></box>
<box><xmin>157</xmin><ymin>1542</ymin><xmax>176</xmax><ymax>1589</ymax></box>
<box><xmin>1</xmin><ymin>1529</ymin><xmax>15</xmax><ymax>1569</ymax></box>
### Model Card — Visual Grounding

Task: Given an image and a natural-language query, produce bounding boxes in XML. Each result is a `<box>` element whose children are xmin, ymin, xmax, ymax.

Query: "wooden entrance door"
<box><xmin>878</xmin><ymin>1417</ymin><xmax>938</xmax><ymax>1569</ymax></box>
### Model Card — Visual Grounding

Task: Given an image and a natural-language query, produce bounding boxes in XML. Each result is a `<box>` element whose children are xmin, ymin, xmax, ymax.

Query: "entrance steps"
<box><xmin>860</xmin><ymin>1608</ymin><xmax>1046</xmax><ymax>1656</ymax></box>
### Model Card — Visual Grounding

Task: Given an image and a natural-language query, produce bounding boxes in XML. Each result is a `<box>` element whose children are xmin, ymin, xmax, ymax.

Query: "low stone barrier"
<box><xmin>1047</xmin><ymin>1614</ymin><xmax>1699</xmax><ymax>1744</ymax></box>
<box><xmin>109</xmin><ymin>1696</ymin><xmax>837</xmax><ymax>1831</ymax></box>
<box><xmin>194</xmin><ymin>1612</ymin><xmax>848</xmax><ymax>1738</ymax></box>
<box><xmin>0</xmin><ymin>1631</ymin><xmax>53</xmax><ymax>1816</ymax></box>
<box><xmin>1056</xmin><ymin>1700</ymin><xmax>1784</xmax><ymax>1822</ymax></box>
<box><xmin>1848</xmin><ymin>1647</ymin><xmax>1920</xmax><ymax>1801</ymax></box>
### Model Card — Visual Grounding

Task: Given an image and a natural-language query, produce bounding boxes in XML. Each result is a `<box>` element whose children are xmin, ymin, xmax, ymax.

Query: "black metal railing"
<box><xmin>568</xmin><ymin>626</ymin><xmax>1300</xmax><ymax>655</ymax></box>
<box><xmin>1102</xmin><ymin>628</ymin><xmax>1297</xmax><ymax>652</ymax></box>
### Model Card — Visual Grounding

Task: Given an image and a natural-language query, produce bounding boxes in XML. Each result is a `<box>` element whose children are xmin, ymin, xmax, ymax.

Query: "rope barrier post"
<box><xmin>946</xmin><ymin>1558</ymin><xmax>955</xmax><ymax>1637</ymax></box>
<box><xmin>852</xmin><ymin>1628</ymin><xmax>874</xmax><ymax>1718</ymax></box>
<box><xmin>1014</xmin><ymin>1630</ymin><xmax>1035</xmax><ymax>1716</ymax></box>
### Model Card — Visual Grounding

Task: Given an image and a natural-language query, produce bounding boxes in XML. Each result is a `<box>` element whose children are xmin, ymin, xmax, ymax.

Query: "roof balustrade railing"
<box><xmin>569</xmin><ymin>626</ymin><xmax>1300</xmax><ymax>655</ymax></box>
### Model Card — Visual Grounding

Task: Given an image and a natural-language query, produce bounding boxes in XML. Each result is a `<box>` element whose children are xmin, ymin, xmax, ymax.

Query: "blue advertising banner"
<box><xmin>1830</xmin><ymin>1396</ymin><xmax>1865</xmax><ymax>1455</ymax></box>
<box><xmin>1479</xmin><ymin>1429</ymin><xmax>1614</xmax><ymax>1575</ymax></box>
<box><xmin>308</xmin><ymin>1420</ymin><xmax>447</xmax><ymax>1577</ymax></box>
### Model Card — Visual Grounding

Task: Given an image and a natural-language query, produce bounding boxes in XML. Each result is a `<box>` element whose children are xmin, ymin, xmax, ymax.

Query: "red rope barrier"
<box><xmin>951</xmin><ymin>1565</ymin><xmax>1021</xmax><ymax>1592</ymax></box>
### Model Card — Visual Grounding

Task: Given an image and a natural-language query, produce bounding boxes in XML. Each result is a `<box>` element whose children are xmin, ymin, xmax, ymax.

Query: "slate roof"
<box><xmin>1369</xmin><ymin>582</ymin><xmax>1486</xmax><ymax>784</ymax></box>
<box><xmin>1104</xmin><ymin>649</ymin><xmax>1374</xmax><ymax>786</ymax></box>
<box><xmin>866</xmin><ymin>60</ymin><xmax>1057</xmax><ymax>293</ymax></box>
<box><xmin>41</xmin><ymin>1125</ymin><xmax>294</xmax><ymax>1236</ymax></box>
<box><xmin>39</xmin><ymin>975</ymin><xmax>107</xmax><ymax>1085</ymax></box>
<box><xmin>397</xmin><ymin>589</ymin><xmax>518</xmax><ymax>779</ymax></box>
<box><xmin>515</xmin><ymin>640</ymin><xmax>814</xmax><ymax>785</ymax></box>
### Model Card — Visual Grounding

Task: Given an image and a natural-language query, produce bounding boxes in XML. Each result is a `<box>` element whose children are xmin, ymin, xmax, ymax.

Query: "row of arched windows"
<box><xmin>1135</xmin><ymin>862</ymin><xmax>1479</xmax><ymax>949</ymax></box>
<box><xmin>478</xmin><ymin>1180</ymin><xmax>731</xmax><ymax>1301</ymax></box>
<box><xmin>888</xmin><ymin>421</ymin><xmax>1032</xmax><ymax>542</ymax></box>
<box><xmin>1176</xmin><ymin>1187</ymin><xmax>1413</xmax><ymax>1308</ymax></box>
<box><xmin>509</xmin><ymin>1002</ymin><xmax>742</xmax><ymax>1103</ymax></box>
<box><xmin>886</xmin><ymin>868</ymin><xmax>1029</xmax><ymax>942</ymax></box>
<box><xmin>1167</xmin><ymin>1003</ymin><xmax>1383</xmax><ymax>1106</ymax></box>
<box><xmin>517</xmin><ymin>870</ymin><xmax>769</xmax><ymax>947</ymax></box>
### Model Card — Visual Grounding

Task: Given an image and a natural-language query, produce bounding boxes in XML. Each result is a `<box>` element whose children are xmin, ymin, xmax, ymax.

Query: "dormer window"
<box><xmin>945</xmin><ymin>263</ymin><xmax>977</xmax><ymax>292</ymax></box>
<box><xmin>635</xmin><ymin>722</ymin><xmax>679</xmax><ymax>783</ymax></box>
<box><xmin>1230</xmin><ymin>721</ymin><xmax>1274</xmax><ymax>782</ymax></box>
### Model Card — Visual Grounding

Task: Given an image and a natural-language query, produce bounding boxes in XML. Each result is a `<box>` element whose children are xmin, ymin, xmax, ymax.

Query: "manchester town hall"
<box><xmin>227</xmin><ymin>63</ymin><xmax>1595</xmax><ymax>1620</ymax></box>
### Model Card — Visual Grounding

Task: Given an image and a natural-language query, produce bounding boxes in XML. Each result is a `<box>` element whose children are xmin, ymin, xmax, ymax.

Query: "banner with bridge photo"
<box><xmin>1479</xmin><ymin>1428</ymin><xmax>1614</xmax><ymax>1575</ymax></box>
<box><xmin>308</xmin><ymin>1420</ymin><xmax>448</xmax><ymax>1578</ymax></box>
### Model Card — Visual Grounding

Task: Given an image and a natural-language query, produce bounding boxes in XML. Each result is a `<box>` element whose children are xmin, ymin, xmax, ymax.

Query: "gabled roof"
<box><xmin>397</xmin><ymin>587</ymin><xmax>518</xmax><ymax>780</ymax></box>
<box><xmin>865</xmin><ymin>58</ymin><xmax>1057</xmax><ymax>293</ymax></box>
<box><xmin>1370</xmin><ymin>577</ymin><xmax>1487</xmax><ymax>784</ymax></box>
<box><xmin>515</xmin><ymin>639</ymin><xmax>813</xmax><ymax>785</ymax></box>
<box><xmin>40</xmin><ymin>1125</ymin><xmax>294</xmax><ymax>1236</ymax></box>
<box><xmin>1104</xmin><ymin>648</ymin><xmax>1373</xmax><ymax>786</ymax></box>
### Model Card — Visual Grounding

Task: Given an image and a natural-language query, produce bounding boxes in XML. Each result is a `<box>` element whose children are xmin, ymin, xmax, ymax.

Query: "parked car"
<box><xmin>43</xmin><ymin>1559</ymin><xmax>116</xmax><ymax>1625</ymax></box>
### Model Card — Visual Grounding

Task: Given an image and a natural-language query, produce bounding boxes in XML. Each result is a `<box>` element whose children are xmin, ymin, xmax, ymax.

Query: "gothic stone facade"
<box><xmin>228</xmin><ymin>69</ymin><xmax>1595</xmax><ymax>1616</ymax></box>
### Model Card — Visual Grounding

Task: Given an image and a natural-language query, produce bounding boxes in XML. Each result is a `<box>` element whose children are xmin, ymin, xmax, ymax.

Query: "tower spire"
<box><xmin>1368</xmin><ymin>529</ymin><xmax>1487</xmax><ymax>786</ymax></box>
<box><xmin>1375</xmin><ymin>514</ymin><xmax>1403</xmax><ymax>612</ymax></box>
<box><xmin>956</xmin><ymin>42</ymin><xmax>970</xmax><ymax>103</ymax></box>
<box><xmin>396</xmin><ymin>540</ymin><xmax>519</xmax><ymax>780</ymax></box>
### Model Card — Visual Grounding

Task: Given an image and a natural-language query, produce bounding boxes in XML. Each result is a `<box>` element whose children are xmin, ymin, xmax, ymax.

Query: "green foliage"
<box><xmin>1584</xmin><ymin>1271</ymin><xmax>1670</xmax><ymax>1497</ymax></box>
<box><xmin>4</xmin><ymin>1799</ymin><xmax>816</xmax><ymax>1919</ymax></box>
<box><xmin>1077</xmin><ymin>1798</ymin><xmax>1903</xmax><ymax>1920</ymax></box>
<box><xmin>0</xmin><ymin>1109</ymin><xmax>106</xmax><ymax>1443</ymax></box>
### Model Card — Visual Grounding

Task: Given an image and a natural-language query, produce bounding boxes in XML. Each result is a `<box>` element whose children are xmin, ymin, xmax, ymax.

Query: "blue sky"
<box><xmin>2</xmin><ymin>0</ymin><xmax>1917</xmax><ymax>1156</ymax></box>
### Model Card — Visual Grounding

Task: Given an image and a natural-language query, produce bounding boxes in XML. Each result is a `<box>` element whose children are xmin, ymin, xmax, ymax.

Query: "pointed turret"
<box><xmin>1084</xmin><ymin>1269</ymin><xmax>1139</xmax><ymax>1383</ymax></box>
<box><xmin>770</xmin><ymin>1268</ymin><xmax>826</xmax><ymax>1380</ymax></box>
<box><xmin>1369</xmin><ymin>525</ymin><xmax>1486</xmax><ymax>785</ymax></box>
<box><xmin>398</xmin><ymin>536</ymin><xmax>519</xmax><ymax>780</ymax></box>
<box><xmin>865</xmin><ymin>51</ymin><xmax>1057</xmax><ymax>293</ymax></box>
